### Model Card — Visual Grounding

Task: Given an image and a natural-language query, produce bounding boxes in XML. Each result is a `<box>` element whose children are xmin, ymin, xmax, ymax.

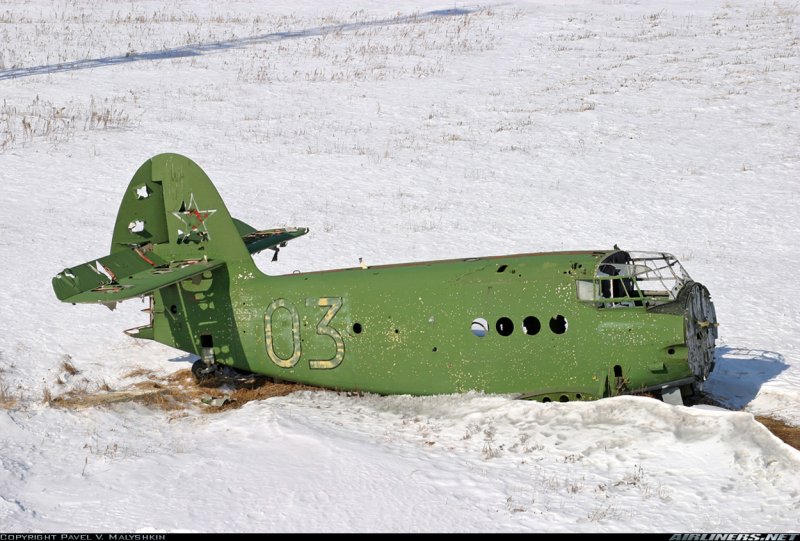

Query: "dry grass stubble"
<box><xmin>50</xmin><ymin>368</ymin><xmax>317</xmax><ymax>412</ymax></box>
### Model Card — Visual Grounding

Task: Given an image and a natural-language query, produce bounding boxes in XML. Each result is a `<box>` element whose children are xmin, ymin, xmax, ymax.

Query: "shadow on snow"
<box><xmin>0</xmin><ymin>9</ymin><xmax>473</xmax><ymax>81</ymax></box>
<box><xmin>704</xmin><ymin>346</ymin><xmax>789</xmax><ymax>410</ymax></box>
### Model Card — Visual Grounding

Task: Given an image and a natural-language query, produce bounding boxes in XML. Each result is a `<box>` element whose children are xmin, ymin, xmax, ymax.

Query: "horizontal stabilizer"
<box><xmin>232</xmin><ymin>219</ymin><xmax>309</xmax><ymax>256</ymax></box>
<box><xmin>53</xmin><ymin>247</ymin><xmax>223</xmax><ymax>304</ymax></box>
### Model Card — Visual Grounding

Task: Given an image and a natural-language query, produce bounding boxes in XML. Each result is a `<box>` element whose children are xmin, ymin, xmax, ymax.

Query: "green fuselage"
<box><xmin>152</xmin><ymin>251</ymin><xmax>691</xmax><ymax>401</ymax></box>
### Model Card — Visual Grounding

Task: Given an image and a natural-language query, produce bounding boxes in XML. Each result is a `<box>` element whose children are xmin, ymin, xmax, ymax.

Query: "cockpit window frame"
<box><xmin>576</xmin><ymin>251</ymin><xmax>691</xmax><ymax>308</ymax></box>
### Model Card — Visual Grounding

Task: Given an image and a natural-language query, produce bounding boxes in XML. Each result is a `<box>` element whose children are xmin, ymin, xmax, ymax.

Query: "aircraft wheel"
<box><xmin>192</xmin><ymin>359</ymin><xmax>218</xmax><ymax>383</ymax></box>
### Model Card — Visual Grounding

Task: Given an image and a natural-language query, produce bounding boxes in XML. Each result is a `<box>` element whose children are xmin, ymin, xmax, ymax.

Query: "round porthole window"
<box><xmin>496</xmin><ymin>317</ymin><xmax>514</xmax><ymax>336</ymax></box>
<box><xmin>471</xmin><ymin>318</ymin><xmax>489</xmax><ymax>338</ymax></box>
<box><xmin>523</xmin><ymin>316</ymin><xmax>541</xmax><ymax>336</ymax></box>
<box><xmin>549</xmin><ymin>315</ymin><xmax>568</xmax><ymax>334</ymax></box>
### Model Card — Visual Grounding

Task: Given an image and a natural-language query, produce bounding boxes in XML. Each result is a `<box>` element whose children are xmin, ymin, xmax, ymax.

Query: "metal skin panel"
<box><xmin>223</xmin><ymin>254</ymin><xmax>690</xmax><ymax>398</ymax></box>
<box><xmin>53</xmin><ymin>154</ymin><xmax>716</xmax><ymax>402</ymax></box>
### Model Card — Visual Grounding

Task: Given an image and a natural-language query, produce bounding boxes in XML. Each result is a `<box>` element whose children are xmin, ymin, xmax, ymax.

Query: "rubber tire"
<box><xmin>191</xmin><ymin>359</ymin><xmax>217</xmax><ymax>383</ymax></box>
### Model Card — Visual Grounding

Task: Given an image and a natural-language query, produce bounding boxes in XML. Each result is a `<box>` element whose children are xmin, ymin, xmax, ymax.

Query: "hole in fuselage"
<box><xmin>497</xmin><ymin>264</ymin><xmax>508</xmax><ymax>273</ymax></box>
<box><xmin>523</xmin><ymin>316</ymin><xmax>541</xmax><ymax>336</ymax></box>
<box><xmin>614</xmin><ymin>365</ymin><xmax>623</xmax><ymax>378</ymax></box>
<box><xmin>496</xmin><ymin>317</ymin><xmax>514</xmax><ymax>336</ymax></box>
<box><xmin>542</xmin><ymin>397</ymin><xmax>551</xmax><ymax>403</ymax></box>
<box><xmin>200</xmin><ymin>334</ymin><xmax>213</xmax><ymax>348</ymax></box>
<box><xmin>549</xmin><ymin>315</ymin><xmax>568</xmax><ymax>334</ymax></box>
<box><xmin>353</xmin><ymin>323</ymin><xmax>363</xmax><ymax>334</ymax></box>
<box><xmin>559</xmin><ymin>395</ymin><xmax>569</xmax><ymax>402</ymax></box>
<box><xmin>170</xmin><ymin>305</ymin><xmax>178</xmax><ymax>314</ymax></box>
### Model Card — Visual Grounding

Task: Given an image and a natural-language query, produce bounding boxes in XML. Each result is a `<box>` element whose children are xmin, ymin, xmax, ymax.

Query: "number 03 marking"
<box><xmin>264</xmin><ymin>297</ymin><xmax>345</xmax><ymax>370</ymax></box>
<box><xmin>264</xmin><ymin>299</ymin><xmax>302</xmax><ymax>368</ymax></box>
<box><xmin>306</xmin><ymin>297</ymin><xmax>345</xmax><ymax>369</ymax></box>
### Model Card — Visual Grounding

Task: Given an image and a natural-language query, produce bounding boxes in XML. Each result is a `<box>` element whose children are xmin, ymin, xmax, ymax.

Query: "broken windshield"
<box><xmin>576</xmin><ymin>251</ymin><xmax>691</xmax><ymax>308</ymax></box>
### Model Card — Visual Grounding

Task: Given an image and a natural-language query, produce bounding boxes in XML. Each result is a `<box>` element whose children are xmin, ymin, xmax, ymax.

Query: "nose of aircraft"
<box><xmin>683</xmin><ymin>282</ymin><xmax>718</xmax><ymax>383</ymax></box>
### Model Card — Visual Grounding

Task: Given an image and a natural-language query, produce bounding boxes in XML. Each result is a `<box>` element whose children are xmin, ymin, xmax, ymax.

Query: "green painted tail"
<box><xmin>109</xmin><ymin>154</ymin><xmax>257</xmax><ymax>265</ymax></box>
<box><xmin>53</xmin><ymin>154</ymin><xmax>259</xmax><ymax>306</ymax></box>
<box><xmin>53</xmin><ymin>153</ymin><xmax>313</xmax><ymax>366</ymax></box>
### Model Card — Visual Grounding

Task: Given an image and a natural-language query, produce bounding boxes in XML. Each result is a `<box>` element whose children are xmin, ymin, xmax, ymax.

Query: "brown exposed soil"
<box><xmin>755</xmin><ymin>416</ymin><xmax>800</xmax><ymax>451</ymax></box>
<box><xmin>50</xmin><ymin>368</ymin><xmax>318</xmax><ymax>412</ymax></box>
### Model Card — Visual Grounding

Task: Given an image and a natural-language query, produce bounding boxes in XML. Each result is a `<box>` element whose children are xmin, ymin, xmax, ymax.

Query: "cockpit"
<box><xmin>576</xmin><ymin>251</ymin><xmax>692</xmax><ymax>309</ymax></box>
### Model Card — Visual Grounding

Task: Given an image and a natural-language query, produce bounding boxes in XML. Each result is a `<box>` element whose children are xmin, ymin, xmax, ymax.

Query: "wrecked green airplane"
<box><xmin>52</xmin><ymin>153</ymin><xmax>718</xmax><ymax>405</ymax></box>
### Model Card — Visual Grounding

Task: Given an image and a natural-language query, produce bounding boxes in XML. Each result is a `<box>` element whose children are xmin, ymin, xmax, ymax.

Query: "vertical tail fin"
<box><xmin>53</xmin><ymin>154</ymin><xmax>310</xmax><ymax>369</ymax></box>
<box><xmin>110</xmin><ymin>153</ymin><xmax>258</xmax><ymax>276</ymax></box>
<box><xmin>53</xmin><ymin>154</ymin><xmax>260</xmax><ymax>306</ymax></box>
<box><xmin>52</xmin><ymin>154</ymin><xmax>262</xmax><ymax>365</ymax></box>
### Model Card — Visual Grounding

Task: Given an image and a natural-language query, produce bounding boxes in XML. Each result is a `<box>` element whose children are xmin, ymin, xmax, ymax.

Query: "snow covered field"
<box><xmin>1</xmin><ymin>0</ymin><xmax>798</xmax><ymax>532</ymax></box>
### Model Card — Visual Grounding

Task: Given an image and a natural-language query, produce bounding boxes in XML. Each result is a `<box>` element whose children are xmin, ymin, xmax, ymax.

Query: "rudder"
<box><xmin>53</xmin><ymin>154</ymin><xmax>260</xmax><ymax>306</ymax></box>
<box><xmin>110</xmin><ymin>153</ymin><xmax>257</xmax><ymax>275</ymax></box>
